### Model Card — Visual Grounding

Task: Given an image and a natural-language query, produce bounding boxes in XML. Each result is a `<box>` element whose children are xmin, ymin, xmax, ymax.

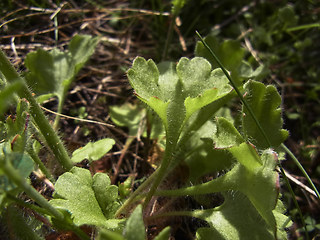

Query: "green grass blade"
<box><xmin>281</xmin><ymin>143</ymin><xmax>320</xmax><ymax>199</ymax></box>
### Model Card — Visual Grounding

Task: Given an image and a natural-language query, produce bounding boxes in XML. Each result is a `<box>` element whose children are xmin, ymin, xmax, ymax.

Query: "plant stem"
<box><xmin>281</xmin><ymin>143</ymin><xmax>320</xmax><ymax>199</ymax></box>
<box><xmin>162</xmin><ymin>16</ymin><xmax>175</xmax><ymax>60</ymax></box>
<box><xmin>0</xmin><ymin>49</ymin><xmax>73</xmax><ymax>171</ymax></box>
<box><xmin>115</xmin><ymin>169</ymin><xmax>157</xmax><ymax>217</ymax></box>
<box><xmin>0</xmin><ymin>155</ymin><xmax>63</xmax><ymax>220</ymax></box>
<box><xmin>0</xmin><ymin>156</ymin><xmax>90</xmax><ymax>240</ymax></box>
<box><xmin>143</xmin><ymin>151</ymin><xmax>170</xmax><ymax>209</ymax></box>
<box><xmin>27</xmin><ymin>145</ymin><xmax>55</xmax><ymax>183</ymax></box>
<box><xmin>278</xmin><ymin>165</ymin><xmax>309</xmax><ymax>240</ymax></box>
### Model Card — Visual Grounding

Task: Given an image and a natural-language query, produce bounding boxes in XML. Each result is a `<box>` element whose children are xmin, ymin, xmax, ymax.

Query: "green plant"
<box><xmin>25</xmin><ymin>34</ymin><xmax>99</xmax><ymax>129</ymax></box>
<box><xmin>0</xmin><ymin>27</ymin><xmax>318</xmax><ymax>239</ymax></box>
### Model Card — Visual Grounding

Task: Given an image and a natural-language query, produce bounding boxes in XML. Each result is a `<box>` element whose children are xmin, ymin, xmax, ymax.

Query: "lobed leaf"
<box><xmin>242</xmin><ymin>80</ymin><xmax>289</xmax><ymax>149</ymax></box>
<box><xmin>69</xmin><ymin>34</ymin><xmax>99</xmax><ymax>74</ymax></box>
<box><xmin>127</xmin><ymin>56</ymin><xmax>232</xmax><ymax>145</ymax></box>
<box><xmin>213</xmin><ymin>117</ymin><xmax>244</xmax><ymax>149</ymax></box>
<box><xmin>194</xmin><ymin>192</ymin><xmax>281</xmax><ymax>240</ymax></box>
<box><xmin>127</xmin><ymin>57</ymin><xmax>160</xmax><ymax>101</ymax></box>
<box><xmin>158</xmin><ymin>149</ymin><xmax>284</xmax><ymax>238</ymax></box>
<box><xmin>184</xmin><ymin>120</ymin><xmax>234</xmax><ymax>181</ymax></box>
<box><xmin>50</xmin><ymin>167</ymin><xmax>122</xmax><ymax>228</ymax></box>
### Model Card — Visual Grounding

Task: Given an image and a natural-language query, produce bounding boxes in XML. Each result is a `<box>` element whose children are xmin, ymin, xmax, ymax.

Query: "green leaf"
<box><xmin>278</xmin><ymin>5</ymin><xmax>298</xmax><ymax>28</ymax></box>
<box><xmin>184</xmin><ymin>120</ymin><xmax>234</xmax><ymax>181</ymax></box>
<box><xmin>0</xmin><ymin>80</ymin><xmax>23</xmax><ymax>114</ymax></box>
<box><xmin>25</xmin><ymin>48</ymin><xmax>74</xmax><ymax>97</ymax></box>
<box><xmin>93</xmin><ymin>173</ymin><xmax>121</xmax><ymax>219</ymax></box>
<box><xmin>128</xmin><ymin>57</ymin><xmax>232</xmax><ymax>145</ymax></box>
<box><xmin>71</xmin><ymin>138</ymin><xmax>115</xmax><ymax>163</ymax></box>
<box><xmin>213</xmin><ymin>117</ymin><xmax>244</xmax><ymax>149</ymax></box>
<box><xmin>159</xmin><ymin>149</ymin><xmax>283</xmax><ymax>238</ymax></box>
<box><xmin>109</xmin><ymin>103</ymin><xmax>146</xmax><ymax>136</ymax></box>
<box><xmin>194</xmin><ymin>192</ymin><xmax>276</xmax><ymax>240</ymax></box>
<box><xmin>127</xmin><ymin>57</ymin><xmax>160</xmax><ymax>101</ymax></box>
<box><xmin>123</xmin><ymin>205</ymin><xmax>145</xmax><ymax>240</ymax></box>
<box><xmin>50</xmin><ymin>167</ymin><xmax>122</xmax><ymax>228</ymax></box>
<box><xmin>228</xmin><ymin>142</ymin><xmax>262</xmax><ymax>171</ymax></box>
<box><xmin>171</xmin><ymin>0</ymin><xmax>188</xmax><ymax>15</ymax></box>
<box><xmin>154</xmin><ymin>226</ymin><xmax>171</xmax><ymax>240</ymax></box>
<box><xmin>195</xmin><ymin>191</ymin><xmax>291</xmax><ymax>240</ymax></box>
<box><xmin>242</xmin><ymin>81</ymin><xmax>289</xmax><ymax>149</ymax></box>
<box><xmin>0</xmin><ymin>152</ymin><xmax>34</xmax><ymax>191</ymax></box>
<box><xmin>195</xmin><ymin>36</ymin><xmax>246</xmax><ymax>83</ymax></box>
<box><xmin>25</xmin><ymin>34</ymin><xmax>98</xmax><ymax>108</ymax></box>
<box><xmin>69</xmin><ymin>34</ymin><xmax>99</xmax><ymax>74</ymax></box>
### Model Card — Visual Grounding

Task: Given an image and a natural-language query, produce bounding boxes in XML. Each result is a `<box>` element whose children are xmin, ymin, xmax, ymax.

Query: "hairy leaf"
<box><xmin>50</xmin><ymin>167</ymin><xmax>122</xmax><ymax>228</ymax></box>
<box><xmin>213</xmin><ymin>117</ymin><xmax>244</xmax><ymax>149</ymax></box>
<box><xmin>69</xmin><ymin>34</ymin><xmax>99</xmax><ymax>74</ymax></box>
<box><xmin>127</xmin><ymin>57</ymin><xmax>232</xmax><ymax>145</ymax></box>
<box><xmin>194</xmin><ymin>192</ymin><xmax>284</xmax><ymax>240</ymax></box>
<box><xmin>184</xmin><ymin>120</ymin><xmax>234</xmax><ymax>181</ymax></box>
<box><xmin>242</xmin><ymin>81</ymin><xmax>288</xmax><ymax>149</ymax></box>
<box><xmin>25</xmin><ymin>48</ymin><xmax>74</xmax><ymax>97</ymax></box>
<box><xmin>158</xmin><ymin>149</ymin><xmax>284</xmax><ymax>238</ymax></box>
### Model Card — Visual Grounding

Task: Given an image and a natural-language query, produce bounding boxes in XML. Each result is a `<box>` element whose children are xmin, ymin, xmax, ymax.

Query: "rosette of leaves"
<box><xmin>127</xmin><ymin>56</ymin><xmax>234</xmax><ymax>206</ymax></box>
<box><xmin>127</xmin><ymin>56</ymin><xmax>233</xmax><ymax>151</ymax></box>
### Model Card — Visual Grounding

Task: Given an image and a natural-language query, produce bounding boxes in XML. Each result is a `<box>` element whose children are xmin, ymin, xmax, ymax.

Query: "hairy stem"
<box><xmin>0</xmin><ymin>156</ymin><xmax>89</xmax><ymax>240</ymax></box>
<box><xmin>142</xmin><ymin>148</ymin><xmax>172</xmax><ymax>209</ymax></box>
<box><xmin>0</xmin><ymin>155</ymin><xmax>63</xmax><ymax>219</ymax></box>
<box><xmin>0</xmin><ymin>49</ymin><xmax>73</xmax><ymax>171</ymax></box>
<box><xmin>115</xmin><ymin>170</ymin><xmax>157</xmax><ymax>217</ymax></box>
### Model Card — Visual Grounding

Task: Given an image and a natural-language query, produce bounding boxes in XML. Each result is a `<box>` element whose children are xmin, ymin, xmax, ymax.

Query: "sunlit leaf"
<box><xmin>50</xmin><ymin>167</ymin><xmax>123</xmax><ymax>228</ymax></box>
<box><xmin>127</xmin><ymin>56</ymin><xmax>232</xmax><ymax>145</ymax></box>
<box><xmin>71</xmin><ymin>138</ymin><xmax>115</xmax><ymax>163</ymax></box>
<box><xmin>194</xmin><ymin>192</ymin><xmax>278</xmax><ymax>240</ymax></box>
<box><xmin>242</xmin><ymin>80</ymin><xmax>288</xmax><ymax>149</ymax></box>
